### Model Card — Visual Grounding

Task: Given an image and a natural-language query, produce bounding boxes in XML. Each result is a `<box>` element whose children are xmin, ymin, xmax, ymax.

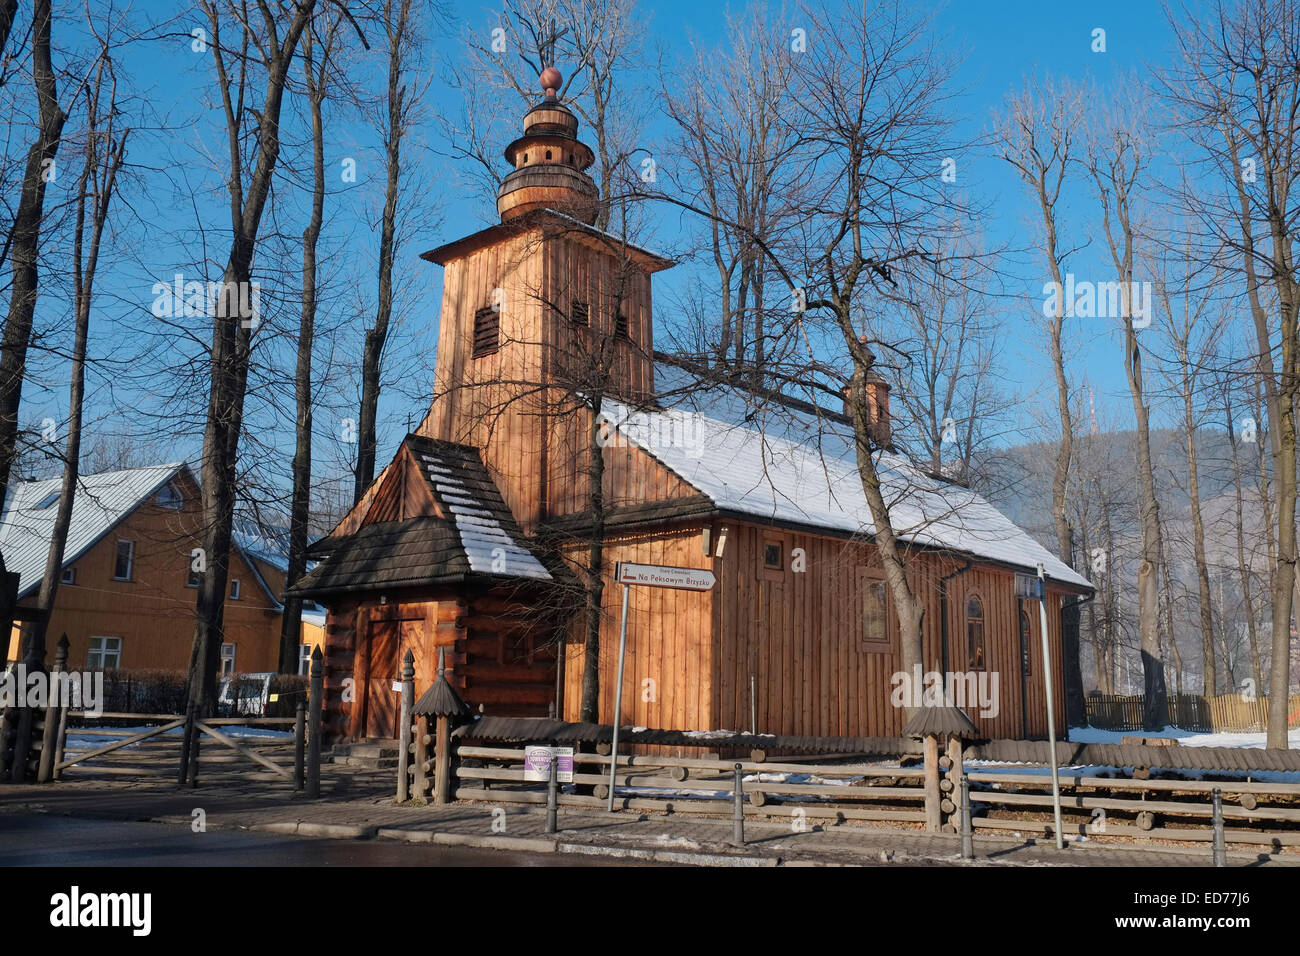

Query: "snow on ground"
<box><xmin>965</xmin><ymin>760</ymin><xmax>1300</xmax><ymax>784</ymax></box>
<box><xmin>65</xmin><ymin>724</ymin><xmax>292</xmax><ymax>751</ymax></box>
<box><xmin>744</xmin><ymin>771</ymin><xmax>863</xmax><ymax>786</ymax></box>
<box><xmin>1068</xmin><ymin>725</ymin><xmax>1300</xmax><ymax>749</ymax></box>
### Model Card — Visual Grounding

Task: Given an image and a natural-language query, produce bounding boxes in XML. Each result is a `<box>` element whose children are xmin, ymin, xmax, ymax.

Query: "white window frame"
<box><xmin>113</xmin><ymin>539</ymin><xmax>134</xmax><ymax>581</ymax></box>
<box><xmin>156</xmin><ymin>481</ymin><xmax>183</xmax><ymax>509</ymax></box>
<box><xmin>60</xmin><ymin>566</ymin><xmax>76</xmax><ymax>585</ymax></box>
<box><xmin>88</xmin><ymin>636</ymin><xmax>122</xmax><ymax>669</ymax></box>
<box><xmin>220</xmin><ymin>642</ymin><xmax>237</xmax><ymax>677</ymax></box>
<box><xmin>229</xmin><ymin>578</ymin><xmax>241</xmax><ymax>600</ymax></box>
<box><xmin>298</xmin><ymin>643</ymin><xmax>312</xmax><ymax>676</ymax></box>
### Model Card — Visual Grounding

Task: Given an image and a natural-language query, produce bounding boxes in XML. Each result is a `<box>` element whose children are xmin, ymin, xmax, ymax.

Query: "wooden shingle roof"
<box><xmin>289</xmin><ymin>435</ymin><xmax>552</xmax><ymax>598</ymax></box>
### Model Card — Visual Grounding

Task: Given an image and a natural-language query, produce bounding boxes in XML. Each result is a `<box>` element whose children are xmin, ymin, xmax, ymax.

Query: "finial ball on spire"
<box><xmin>540</xmin><ymin>66</ymin><xmax>562</xmax><ymax>98</ymax></box>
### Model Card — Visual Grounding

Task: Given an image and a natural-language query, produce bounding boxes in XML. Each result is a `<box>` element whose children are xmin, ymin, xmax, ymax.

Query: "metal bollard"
<box><xmin>187</xmin><ymin>707</ymin><xmax>201</xmax><ymax>789</ymax></box>
<box><xmin>293</xmin><ymin>700</ymin><xmax>305</xmax><ymax>793</ymax></box>
<box><xmin>546</xmin><ymin>757</ymin><xmax>559</xmax><ymax>834</ymax></box>
<box><xmin>178</xmin><ymin>702</ymin><xmax>195</xmax><ymax>787</ymax></box>
<box><xmin>960</xmin><ymin>775</ymin><xmax>974</xmax><ymax>859</ymax></box>
<box><xmin>307</xmin><ymin>648</ymin><xmax>322</xmax><ymax>799</ymax></box>
<box><xmin>732</xmin><ymin>763</ymin><xmax>745</xmax><ymax>846</ymax></box>
<box><xmin>1212</xmin><ymin>787</ymin><xmax>1226</xmax><ymax>867</ymax></box>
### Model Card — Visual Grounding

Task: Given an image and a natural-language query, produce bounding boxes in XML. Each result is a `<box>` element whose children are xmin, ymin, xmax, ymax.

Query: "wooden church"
<box><xmin>291</xmin><ymin>66</ymin><xmax>1093</xmax><ymax>745</ymax></box>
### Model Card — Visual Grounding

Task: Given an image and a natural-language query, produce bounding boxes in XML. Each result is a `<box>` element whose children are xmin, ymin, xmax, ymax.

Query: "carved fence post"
<box><xmin>412</xmin><ymin>715</ymin><xmax>430</xmax><ymax>801</ymax></box>
<box><xmin>397</xmin><ymin>649</ymin><xmax>414</xmax><ymax>802</ymax></box>
<box><xmin>922</xmin><ymin>733</ymin><xmax>941</xmax><ymax>832</ymax></box>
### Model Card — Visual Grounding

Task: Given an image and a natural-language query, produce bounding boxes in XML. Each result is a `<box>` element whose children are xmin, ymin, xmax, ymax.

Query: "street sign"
<box><xmin>615</xmin><ymin>561</ymin><xmax>715</xmax><ymax>591</ymax></box>
<box><xmin>523</xmin><ymin>746</ymin><xmax>574</xmax><ymax>783</ymax></box>
<box><xmin>1015</xmin><ymin>573</ymin><xmax>1045</xmax><ymax>601</ymax></box>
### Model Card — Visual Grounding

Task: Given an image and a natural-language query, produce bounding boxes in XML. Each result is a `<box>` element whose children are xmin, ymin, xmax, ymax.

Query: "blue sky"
<box><xmin>17</xmin><ymin>0</ymin><xmax>1199</xmax><ymax>502</ymax></box>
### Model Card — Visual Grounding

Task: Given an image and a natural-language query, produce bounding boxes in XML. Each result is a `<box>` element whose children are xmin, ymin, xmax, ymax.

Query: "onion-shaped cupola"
<box><xmin>496</xmin><ymin>66</ymin><xmax>599</xmax><ymax>224</ymax></box>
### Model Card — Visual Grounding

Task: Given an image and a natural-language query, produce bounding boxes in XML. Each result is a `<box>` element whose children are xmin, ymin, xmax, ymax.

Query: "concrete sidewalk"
<box><xmin>2</xmin><ymin>769</ymin><xmax>1294</xmax><ymax>867</ymax></box>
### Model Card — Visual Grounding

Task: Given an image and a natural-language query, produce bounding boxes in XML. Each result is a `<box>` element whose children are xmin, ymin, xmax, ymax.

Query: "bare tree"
<box><xmin>0</xmin><ymin>0</ymin><xmax>67</xmax><ymax>513</ymax></box>
<box><xmin>1084</xmin><ymin>88</ymin><xmax>1169</xmax><ymax>728</ymax></box>
<box><xmin>29</xmin><ymin>46</ymin><xmax>128</xmax><ymax>662</ymax></box>
<box><xmin>279</xmin><ymin>8</ymin><xmax>344</xmax><ymax>673</ymax></box>
<box><xmin>1163</xmin><ymin>0</ymin><xmax>1300</xmax><ymax>746</ymax></box>
<box><xmin>879</xmin><ymin>226</ymin><xmax>1010</xmax><ymax>483</ymax></box>
<box><xmin>661</xmin><ymin>4</ymin><xmax>799</xmax><ymax>372</ymax></box>
<box><xmin>353</xmin><ymin>0</ymin><xmax>424</xmax><ymax>502</ymax></box>
<box><xmin>769</xmin><ymin>0</ymin><xmax>969</xmax><ymax>690</ymax></box>
<box><xmin>187</xmin><ymin>0</ymin><xmax>316</xmax><ymax>712</ymax></box>
<box><xmin>1151</xmin><ymin>239</ymin><xmax>1226</xmax><ymax>695</ymax></box>
<box><xmin>995</xmin><ymin>74</ymin><xmax>1088</xmax><ymax>724</ymax></box>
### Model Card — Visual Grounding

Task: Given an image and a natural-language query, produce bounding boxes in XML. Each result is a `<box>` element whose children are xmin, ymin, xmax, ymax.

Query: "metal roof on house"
<box><xmin>0</xmin><ymin>462</ymin><xmax>186</xmax><ymax>599</ymax></box>
<box><xmin>594</xmin><ymin>365</ymin><xmax>1093</xmax><ymax>591</ymax></box>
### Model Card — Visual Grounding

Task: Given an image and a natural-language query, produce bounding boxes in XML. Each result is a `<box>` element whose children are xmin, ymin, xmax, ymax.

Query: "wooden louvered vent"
<box><xmin>472</xmin><ymin>306</ymin><xmax>499</xmax><ymax>357</ymax></box>
<box><xmin>570</xmin><ymin>299</ymin><xmax>589</xmax><ymax>326</ymax></box>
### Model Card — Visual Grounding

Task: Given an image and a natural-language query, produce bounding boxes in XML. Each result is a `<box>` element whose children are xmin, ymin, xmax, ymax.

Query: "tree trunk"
<box><xmin>1137</xmin><ymin>559</ymin><xmax>1168</xmax><ymax>728</ymax></box>
<box><xmin>354</xmin><ymin>0</ymin><xmax>410</xmax><ymax>504</ymax></box>
<box><xmin>1184</xmin><ymin>396</ymin><xmax>1216</xmax><ymax>696</ymax></box>
<box><xmin>188</xmin><ymin>0</ymin><xmax>315</xmax><ymax>712</ymax></box>
<box><xmin>30</xmin><ymin>95</ymin><xmax>125</xmax><ymax>661</ymax></box>
<box><xmin>578</xmin><ymin>393</ymin><xmax>607</xmax><ymax>724</ymax></box>
<box><xmin>0</xmin><ymin>0</ymin><xmax>66</xmax><ymax>511</ymax></box>
<box><xmin>849</xmin><ymin>361</ymin><xmax>925</xmax><ymax>691</ymax></box>
<box><xmin>280</xmin><ymin>22</ymin><xmax>331</xmax><ymax>673</ymax></box>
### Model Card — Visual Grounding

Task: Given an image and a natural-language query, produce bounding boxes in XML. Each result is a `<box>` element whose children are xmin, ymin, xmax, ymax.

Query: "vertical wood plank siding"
<box><xmin>556</xmin><ymin>519</ymin><xmax>1069</xmax><ymax>739</ymax></box>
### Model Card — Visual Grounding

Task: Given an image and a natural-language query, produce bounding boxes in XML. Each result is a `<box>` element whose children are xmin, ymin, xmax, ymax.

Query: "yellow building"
<box><xmin>2</xmin><ymin>462</ymin><xmax>323</xmax><ymax>673</ymax></box>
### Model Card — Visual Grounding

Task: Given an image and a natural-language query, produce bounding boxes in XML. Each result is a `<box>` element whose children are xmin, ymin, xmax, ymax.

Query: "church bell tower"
<box><xmin>416</xmin><ymin>65</ymin><xmax>674</xmax><ymax>532</ymax></box>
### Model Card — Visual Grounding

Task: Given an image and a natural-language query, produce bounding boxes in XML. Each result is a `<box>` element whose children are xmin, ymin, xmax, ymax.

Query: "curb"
<box><xmin>376</xmin><ymin>827</ymin><xmax>556</xmax><ymax>854</ymax></box>
<box><xmin>252</xmin><ymin>821</ymin><xmax>377</xmax><ymax>839</ymax></box>
<box><xmin>557</xmin><ymin>842</ymin><xmax>782</xmax><ymax>867</ymax></box>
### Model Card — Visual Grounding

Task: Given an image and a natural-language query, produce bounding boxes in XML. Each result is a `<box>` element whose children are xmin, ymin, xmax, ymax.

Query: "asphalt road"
<box><xmin>0</xmin><ymin>813</ymin><xmax>652</xmax><ymax>867</ymax></box>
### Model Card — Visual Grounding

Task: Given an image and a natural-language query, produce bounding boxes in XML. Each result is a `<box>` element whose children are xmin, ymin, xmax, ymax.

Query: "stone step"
<box><xmin>329</xmin><ymin>738</ymin><xmax>399</xmax><ymax>769</ymax></box>
<box><xmin>336</xmin><ymin>754</ymin><xmax>398</xmax><ymax>769</ymax></box>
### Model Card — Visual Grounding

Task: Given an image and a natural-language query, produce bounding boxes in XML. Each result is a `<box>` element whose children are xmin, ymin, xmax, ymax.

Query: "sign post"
<box><xmin>607</xmin><ymin>562</ymin><xmax>715</xmax><ymax>812</ymax></box>
<box><xmin>1036</xmin><ymin>562</ymin><xmax>1065</xmax><ymax>849</ymax></box>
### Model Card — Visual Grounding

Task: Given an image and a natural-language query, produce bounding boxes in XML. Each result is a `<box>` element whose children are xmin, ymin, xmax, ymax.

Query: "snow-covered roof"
<box><xmin>415</xmin><ymin>440</ymin><xmax>550</xmax><ymax>581</ymax></box>
<box><xmin>232</xmin><ymin>517</ymin><xmax>291</xmax><ymax>573</ymax></box>
<box><xmin>0</xmin><ymin>462</ymin><xmax>187</xmax><ymax>599</ymax></box>
<box><xmin>598</xmin><ymin>366</ymin><xmax>1091</xmax><ymax>591</ymax></box>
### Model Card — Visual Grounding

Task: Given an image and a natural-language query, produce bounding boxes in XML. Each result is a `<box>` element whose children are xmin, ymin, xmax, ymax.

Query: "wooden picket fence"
<box><xmin>1086</xmin><ymin>693</ymin><xmax>1300</xmax><ymax>733</ymax></box>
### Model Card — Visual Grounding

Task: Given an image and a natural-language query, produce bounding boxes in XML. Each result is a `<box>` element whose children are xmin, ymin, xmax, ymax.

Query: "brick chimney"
<box><xmin>842</xmin><ymin>369</ymin><xmax>893</xmax><ymax>447</ymax></box>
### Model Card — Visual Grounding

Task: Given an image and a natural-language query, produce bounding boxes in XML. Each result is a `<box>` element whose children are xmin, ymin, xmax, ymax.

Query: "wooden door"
<box><xmin>363</xmin><ymin>621</ymin><xmax>400</xmax><ymax>739</ymax></box>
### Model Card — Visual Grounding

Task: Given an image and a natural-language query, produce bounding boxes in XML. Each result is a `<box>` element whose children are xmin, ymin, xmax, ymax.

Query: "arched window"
<box><xmin>1019</xmin><ymin>609</ymin><xmax>1032</xmax><ymax>677</ymax></box>
<box><xmin>966</xmin><ymin>595</ymin><xmax>985</xmax><ymax>671</ymax></box>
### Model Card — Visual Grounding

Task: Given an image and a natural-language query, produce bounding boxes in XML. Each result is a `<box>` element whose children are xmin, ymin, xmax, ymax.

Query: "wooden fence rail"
<box><xmin>421</xmin><ymin>718</ymin><xmax>1300</xmax><ymax>850</ymax></box>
